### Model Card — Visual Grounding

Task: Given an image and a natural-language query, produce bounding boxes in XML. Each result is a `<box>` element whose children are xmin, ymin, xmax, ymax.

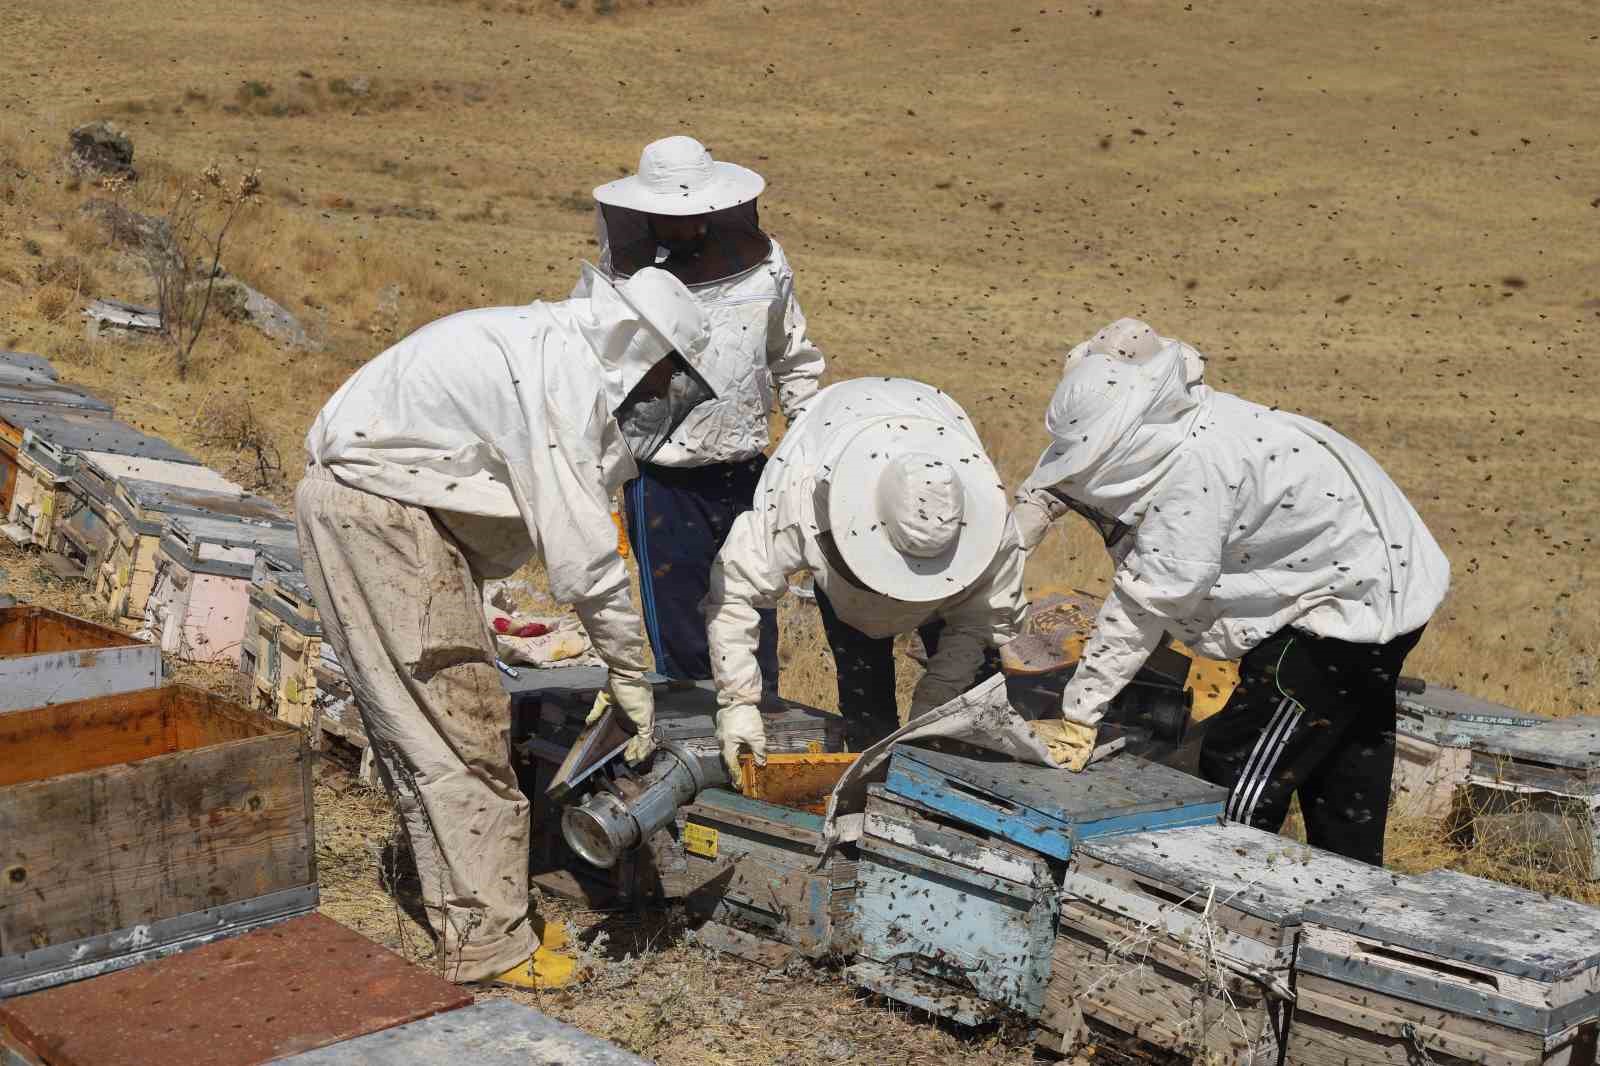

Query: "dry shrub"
<box><xmin>31</xmin><ymin>283</ymin><xmax>74</xmax><ymax>322</ymax></box>
<box><xmin>192</xmin><ymin>391</ymin><xmax>284</xmax><ymax>490</ymax></box>
<box><xmin>34</xmin><ymin>254</ymin><xmax>98</xmax><ymax>294</ymax></box>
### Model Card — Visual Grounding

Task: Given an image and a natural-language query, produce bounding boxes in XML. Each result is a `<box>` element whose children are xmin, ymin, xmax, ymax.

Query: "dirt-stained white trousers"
<box><xmin>295</xmin><ymin>466</ymin><xmax>535</xmax><ymax>981</ymax></box>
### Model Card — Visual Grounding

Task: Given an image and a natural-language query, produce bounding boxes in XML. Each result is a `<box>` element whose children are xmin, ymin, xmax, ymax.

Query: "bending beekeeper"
<box><xmin>1013</xmin><ymin>319</ymin><xmax>1448</xmax><ymax>865</ymax></box>
<box><xmin>706</xmin><ymin>377</ymin><xmax>1026</xmax><ymax>779</ymax></box>
<box><xmin>575</xmin><ymin>135</ymin><xmax>825</xmax><ymax>697</ymax></box>
<box><xmin>298</xmin><ymin>266</ymin><xmax>715</xmax><ymax>987</ymax></box>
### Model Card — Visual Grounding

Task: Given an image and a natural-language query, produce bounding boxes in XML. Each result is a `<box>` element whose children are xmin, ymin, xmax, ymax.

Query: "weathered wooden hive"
<box><xmin>241</xmin><ymin>545</ymin><xmax>322</xmax><ymax>729</ymax></box>
<box><xmin>1045</xmin><ymin>822</ymin><xmax>1391</xmax><ymax>1064</ymax></box>
<box><xmin>676</xmin><ymin>785</ymin><xmax>857</xmax><ymax>965</ymax></box>
<box><xmin>1392</xmin><ymin>682</ymin><xmax>1545</xmax><ymax>818</ymax></box>
<box><xmin>1288</xmin><ymin>868</ymin><xmax>1600</xmax><ymax>1066</ymax></box>
<box><xmin>0</xmin><ymin>365</ymin><xmax>114</xmax><ymax>545</ymax></box>
<box><xmin>0</xmin><ymin>685</ymin><xmax>318</xmax><ymax>997</ymax></box>
<box><xmin>0</xmin><ymin>915</ymin><xmax>468</xmax><ymax>1063</ymax></box>
<box><xmin>0</xmin><ymin>605</ymin><xmax>162</xmax><ymax>712</ymax></box>
<box><xmin>95</xmin><ymin>477</ymin><xmax>285</xmax><ymax>623</ymax></box>
<box><xmin>849</xmin><ymin>783</ymin><xmax>1059</xmax><ymax>1024</ymax></box>
<box><xmin>1464</xmin><ymin>714</ymin><xmax>1600</xmax><ymax>881</ymax></box>
<box><xmin>145</xmin><ymin>513</ymin><xmax>298</xmax><ymax>665</ymax></box>
<box><xmin>0</xmin><ymin>403</ymin><xmax>192</xmax><ymax>549</ymax></box>
<box><xmin>52</xmin><ymin>452</ymin><xmax>240</xmax><ymax>578</ymax></box>
<box><xmin>848</xmin><ymin>744</ymin><xmax>1227</xmax><ymax>1025</ymax></box>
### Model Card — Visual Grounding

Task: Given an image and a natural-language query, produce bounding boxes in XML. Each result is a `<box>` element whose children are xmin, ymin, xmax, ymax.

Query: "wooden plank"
<box><xmin>273</xmin><ymin>1000</ymin><xmax>651</xmax><ymax>1065</ymax></box>
<box><xmin>846</xmin><ymin>958</ymin><xmax>1001</xmax><ymax>1027</ymax></box>
<box><xmin>0</xmin><ymin>730</ymin><xmax>313</xmax><ymax>956</ymax></box>
<box><xmin>691</xmin><ymin>920</ymin><xmax>797</xmax><ymax>969</ymax></box>
<box><xmin>1288</xmin><ymin>973</ymin><xmax>1550</xmax><ymax>1066</ymax></box>
<box><xmin>863</xmin><ymin>785</ymin><xmax>1050</xmax><ymax>888</ymax></box>
<box><xmin>0</xmin><ymin>696</ymin><xmax>174</xmax><ymax>787</ymax></box>
<box><xmin>1470</xmin><ymin>716</ymin><xmax>1600</xmax><ymax>771</ymax></box>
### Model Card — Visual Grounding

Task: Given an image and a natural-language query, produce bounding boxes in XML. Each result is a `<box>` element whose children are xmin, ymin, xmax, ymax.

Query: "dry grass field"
<box><xmin>3</xmin><ymin>0</ymin><xmax>1598</xmax><ymax>1061</ymax></box>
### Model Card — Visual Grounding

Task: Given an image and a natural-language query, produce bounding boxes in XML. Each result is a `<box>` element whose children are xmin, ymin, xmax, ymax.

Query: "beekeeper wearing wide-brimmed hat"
<box><xmin>299</xmin><ymin>266</ymin><xmax>716</xmax><ymax>989</ymax></box>
<box><xmin>705</xmin><ymin>378</ymin><xmax>1026</xmax><ymax>778</ymax></box>
<box><xmin>1012</xmin><ymin>319</ymin><xmax>1448</xmax><ymax>864</ymax></box>
<box><xmin>574</xmin><ymin>135</ymin><xmax>826</xmax><ymax>704</ymax></box>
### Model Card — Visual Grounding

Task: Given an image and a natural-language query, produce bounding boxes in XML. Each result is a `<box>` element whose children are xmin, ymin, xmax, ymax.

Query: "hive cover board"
<box><xmin>0</xmin><ymin>403</ymin><xmax>195</xmax><ymax>463</ymax></box>
<box><xmin>1296</xmin><ymin>867</ymin><xmax>1600</xmax><ymax>1036</ymax></box>
<box><xmin>885</xmin><ymin>745</ymin><xmax>1226</xmax><ymax>860</ymax></box>
<box><xmin>275</xmin><ymin>1001</ymin><xmax>650</xmax><ymax>1065</ymax></box>
<box><xmin>0</xmin><ymin>915</ymin><xmax>472</xmax><ymax>1066</ymax></box>
<box><xmin>0</xmin><ymin>353</ymin><xmax>58</xmax><ymax>381</ymax></box>
<box><xmin>1471</xmin><ymin>714</ymin><xmax>1600</xmax><ymax>771</ymax></box>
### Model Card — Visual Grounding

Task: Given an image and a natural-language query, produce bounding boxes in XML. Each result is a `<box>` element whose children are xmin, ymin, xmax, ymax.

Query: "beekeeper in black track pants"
<box><xmin>1012</xmin><ymin>318</ymin><xmax>1450</xmax><ymax>865</ymax></box>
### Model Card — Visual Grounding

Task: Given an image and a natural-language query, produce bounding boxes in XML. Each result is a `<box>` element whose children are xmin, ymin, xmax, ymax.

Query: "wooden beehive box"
<box><xmin>848</xmin><ymin>784</ymin><xmax>1058</xmax><ymax>1025</ymax></box>
<box><xmin>243</xmin><ymin>547</ymin><xmax>322</xmax><ymax>729</ymax></box>
<box><xmin>146</xmin><ymin>513</ymin><xmax>297</xmax><ymax>665</ymax></box>
<box><xmin>53</xmin><ymin>452</ymin><xmax>238</xmax><ymax>579</ymax></box>
<box><xmin>1289</xmin><ymin>868</ymin><xmax>1600</xmax><ymax>1065</ymax></box>
<box><xmin>0</xmin><ymin>685</ymin><xmax>318</xmax><ymax>997</ymax></box>
<box><xmin>274</xmin><ymin>1000</ymin><xmax>650</xmax><ymax>1065</ymax></box>
<box><xmin>883</xmin><ymin>744</ymin><xmax>1227</xmax><ymax>861</ymax></box>
<box><xmin>677</xmin><ymin>787</ymin><xmax>857</xmax><ymax>962</ymax></box>
<box><xmin>1464</xmin><ymin>715</ymin><xmax>1600</xmax><ymax>881</ymax></box>
<box><xmin>1045</xmin><ymin>822</ymin><xmax>1392</xmax><ymax>1063</ymax></box>
<box><xmin>0</xmin><ymin>605</ymin><xmax>162</xmax><ymax>712</ymax></box>
<box><xmin>1392</xmin><ymin>683</ymin><xmax>1545</xmax><ymax>819</ymax></box>
<box><xmin>0</xmin><ymin>914</ymin><xmax>469</xmax><ymax>1064</ymax></box>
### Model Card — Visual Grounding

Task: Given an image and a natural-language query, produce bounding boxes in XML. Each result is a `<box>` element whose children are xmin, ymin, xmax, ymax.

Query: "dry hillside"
<box><xmin>2</xmin><ymin>1</ymin><xmax>1598</xmax><ymax>1061</ymax></box>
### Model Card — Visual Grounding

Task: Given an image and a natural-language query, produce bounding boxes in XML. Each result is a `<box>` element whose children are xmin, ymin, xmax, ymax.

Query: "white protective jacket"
<box><xmin>1018</xmin><ymin>343</ymin><xmax>1450</xmax><ymax>726</ymax></box>
<box><xmin>306</xmin><ymin>266</ymin><xmax>696</xmax><ymax>679</ymax></box>
<box><xmin>706</xmin><ymin>379</ymin><xmax>1027</xmax><ymax>717</ymax></box>
<box><xmin>575</xmin><ymin>236</ymin><xmax>823</xmax><ymax>467</ymax></box>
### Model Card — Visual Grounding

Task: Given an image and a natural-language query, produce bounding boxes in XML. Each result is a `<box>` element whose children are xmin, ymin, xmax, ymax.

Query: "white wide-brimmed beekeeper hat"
<box><xmin>827</xmin><ymin>388</ymin><xmax>1008</xmax><ymax>604</ymax></box>
<box><xmin>593</xmin><ymin>135</ymin><xmax>766</xmax><ymax>217</ymax></box>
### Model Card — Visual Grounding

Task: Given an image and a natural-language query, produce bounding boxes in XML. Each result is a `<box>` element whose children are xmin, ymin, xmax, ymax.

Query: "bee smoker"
<box><xmin>560</xmin><ymin>740</ymin><xmax>729</xmax><ymax>870</ymax></box>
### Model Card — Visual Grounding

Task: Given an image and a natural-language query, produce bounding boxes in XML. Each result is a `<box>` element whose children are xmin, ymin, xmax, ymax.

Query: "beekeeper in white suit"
<box><xmin>299</xmin><ymin>266</ymin><xmax>714</xmax><ymax>987</ymax></box>
<box><xmin>1013</xmin><ymin>319</ymin><xmax>1448</xmax><ymax>865</ymax></box>
<box><xmin>575</xmin><ymin>135</ymin><xmax>825</xmax><ymax>699</ymax></box>
<box><xmin>706</xmin><ymin>377</ymin><xmax>1026</xmax><ymax>780</ymax></box>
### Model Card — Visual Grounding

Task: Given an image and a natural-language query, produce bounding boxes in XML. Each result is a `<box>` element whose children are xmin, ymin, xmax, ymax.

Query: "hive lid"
<box><xmin>0</xmin><ymin>403</ymin><xmax>195</xmax><ymax>463</ymax></box>
<box><xmin>1397</xmin><ymin>683</ymin><xmax>1545</xmax><ymax>746</ymax></box>
<box><xmin>1301</xmin><ymin>867</ymin><xmax>1600</xmax><ymax>982</ymax></box>
<box><xmin>1468</xmin><ymin>715</ymin><xmax>1600</xmax><ymax>769</ymax></box>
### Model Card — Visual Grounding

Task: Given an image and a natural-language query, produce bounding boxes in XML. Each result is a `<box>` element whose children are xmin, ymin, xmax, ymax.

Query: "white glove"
<box><xmin>587</xmin><ymin>681</ymin><xmax>656</xmax><ymax>765</ymax></box>
<box><xmin>1012</xmin><ymin>498</ymin><xmax>1054</xmax><ymax>552</ymax></box>
<box><xmin>717</xmin><ymin>703</ymin><xmax>767</xmax><ymax>788</ymax></box>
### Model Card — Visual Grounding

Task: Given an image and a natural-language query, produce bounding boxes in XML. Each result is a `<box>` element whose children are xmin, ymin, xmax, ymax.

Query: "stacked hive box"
<box><xmin>145</xmin><ymin>513</ymin><xmax>299</xmax><ymax>664</ymax></box>
<box><xmin>1465</xmin><ymin>715</ymin><xmax>1600</xmax><ymax>881</ymax></box>
<box><xmin>1392</xmin><ymin>682</ymin><xmax>1545</xmax><ymax>818</ymax></box>
<box><xmin>1288</xmin><ymin>868</ymin><xmax>1600</xmax><ymax>1065</ymax></box>
<box><xmin>96</xmin><ymin>478</ymin><xmax>287</xmax><ymax>623</ymax></box>
<box><xmin>0</xmin><ymin>605</ymin><xmax>162</xmax><ymax>711</ymax></box>
<box><xmin>1046</xmin><ymin>822</ymin><xmax>1391</xmax><ymax>1063</ymax></box>
<box><xmin>242</xmin><ymin>546</ymin><xmax>323</xmax><ymax>729</ymax></box>
<box><xmin>847</xmin><ymin>744</ymin><xmax>1227</xmax><ymax>1025</ymax></box>
<box><xmin>0</xmin><ymin>684</ymin><xmax>317</xmax><ymax>996</ymax></box>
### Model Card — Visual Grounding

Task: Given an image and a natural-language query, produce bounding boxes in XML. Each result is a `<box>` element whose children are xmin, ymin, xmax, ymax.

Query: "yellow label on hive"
<box><xmin>682</xmin><ymin>822</ymin><xmax>719</xmax><ymax>859</ymax></box>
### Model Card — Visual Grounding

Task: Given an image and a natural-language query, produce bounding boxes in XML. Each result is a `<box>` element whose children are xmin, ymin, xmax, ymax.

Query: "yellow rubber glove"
<box><xmin>1029</xmin><ymin>718</ymin><xmax>1099</xmax><ymax>772</ymax></box>
<box><xmin>585</xmin><ymin>684</ymin><xmax>655</xmax><ymax>765</ymax></box>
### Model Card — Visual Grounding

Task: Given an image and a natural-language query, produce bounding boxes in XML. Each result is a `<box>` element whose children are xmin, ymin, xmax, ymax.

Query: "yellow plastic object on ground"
<box><xmin>612</xmin><ymin>509</ymin><xmax>629</xmax><ymax>558</ymax></box>
<box><xmin>738</xmin><ymin>751</ymin><xmax>858</xmax><ymax>814</ymax></box>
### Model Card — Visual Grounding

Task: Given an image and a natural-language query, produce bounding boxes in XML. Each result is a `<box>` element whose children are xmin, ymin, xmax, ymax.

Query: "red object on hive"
<box><xmin>513</xmin><ymin>622</ymin><xmax>550</xmax><ymax>638</ymax></box>
<box><xmin>491</xmin><ymin>616</ymin><xmax>511</xmax><ymax>634</ymax></box>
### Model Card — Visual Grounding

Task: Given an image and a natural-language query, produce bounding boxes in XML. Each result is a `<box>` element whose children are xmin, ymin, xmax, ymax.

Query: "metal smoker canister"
<box><xmin>561</xmin><ymin>740</ymin><xmax>729</xmax><ymax>869</ymax></box>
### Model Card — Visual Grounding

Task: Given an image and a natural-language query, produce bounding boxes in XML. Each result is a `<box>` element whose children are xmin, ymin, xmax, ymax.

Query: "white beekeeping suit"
<box><xmin>1015</xmin><ymin>331</ymin><xmax>1450</xmax><ymax>732</ymax></box>
<box><xmin>705</xmin><ymin>378</ymin><xmax>1026</xmax><ymax>780</ymax></box>
<box><xmin>298</xmin><ymin>266</ymin><xmax>713</xmax><ymax>987</ymax></box>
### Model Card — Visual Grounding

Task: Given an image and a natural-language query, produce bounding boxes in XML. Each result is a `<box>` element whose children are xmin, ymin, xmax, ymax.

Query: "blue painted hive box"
<box><xmin>883</xmin><ymin>744</ymin><xmax>1226</xmax><ymax>861</ymax></box>
<box><xmin>848</xmin><ymin>784</ymin><xmax>1060</xmax><ymax>1025</ymax></box>
<box><xmin>1289</xmin><ymin>868</ymin><xmax>1600</xmax><ymax>1066</ymax></box>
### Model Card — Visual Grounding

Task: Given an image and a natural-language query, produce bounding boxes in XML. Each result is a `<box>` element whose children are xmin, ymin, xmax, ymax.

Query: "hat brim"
<box><xmin>593</xmin><ymin>161</ymin><xmax>766</xmax><ymax>216</ymax></box>
<box><xmin>826</xmin><ymin>418</ymin><xmax>1007</xmax><ymax>604</ymax></box>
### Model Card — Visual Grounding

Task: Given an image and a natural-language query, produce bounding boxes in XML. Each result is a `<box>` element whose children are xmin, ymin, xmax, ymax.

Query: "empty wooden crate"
<box><xmin>1046</xmin><ymin>822</ymin><xmax>1391</xmax><ymax>1063</ymax></box>
<box><xmin>849</xmin><ymin>784</ymin><xmax>1059</xmax><ymax>1025</ymax></box>
<box><xmin>1465</xmin><ymin>715</ymin><xmax>1600</xmax><ymax>880</ymax></box>
<box><xmin>1392</xmin><ymin>683</ymin><xmax>1544</xmax><ymax>818</ymax></box>
<box><xmin>1289</xmin><ymin>868</ymin><xmax>1600</xmax><ymax>1065</ymax></box>
<box><xmin>0</xmin><ymin>685</ymin><xmax>317</xmax><ymax>996</ymax></box>
<box><xmin>0</xmin><ymin>605</ymin><xmax>161</xmax><ymax>711</ymax></box>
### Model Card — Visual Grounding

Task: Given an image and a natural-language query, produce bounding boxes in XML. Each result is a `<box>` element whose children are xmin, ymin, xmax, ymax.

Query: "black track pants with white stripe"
<box><xmin>1197</xmin><ymin>624</ymin><xmax>1425</xmax><ymax>866</ymax></box>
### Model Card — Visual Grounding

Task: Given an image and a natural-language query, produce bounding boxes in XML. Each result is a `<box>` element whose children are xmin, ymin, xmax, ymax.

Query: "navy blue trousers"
<box><xmin>814</xmin><ymin>589</ymin><xmax>1001</xmax><ymax>752</ymax></box>
<box><xmin>624</xmin><ymin>457</ymin><xmax>780</xmax><ymax>696</ymax></box>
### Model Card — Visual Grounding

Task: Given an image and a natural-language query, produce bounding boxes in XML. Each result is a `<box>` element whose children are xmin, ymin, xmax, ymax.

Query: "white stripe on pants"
<box><xmin>296</xmin><ymin>466</ymin><xmax>535</xmax><ymax>982</ymax></box>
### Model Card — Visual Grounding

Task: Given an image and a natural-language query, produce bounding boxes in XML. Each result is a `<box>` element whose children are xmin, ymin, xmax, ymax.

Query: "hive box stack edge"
<box><xmin>144</xmin><ymin>513</ymin><xmax>298</xmax><ymax>665</ymax></box>
<box><xmin>847</xmin><ymin>743</ymin><xmax>1227</xmax><ymax>1025</ymax></box>
<box><xmin>1465</xmin><ymin>715</ymin><xmax>1600</xmax><ymax>881</ymax></box>
<box><xmin>1044</xmin><ymin>821</ymin><xmax>1392</xmax><ymax>1063</ymax></box>
<box><xmin>1392</xmin><ymin>682</ymin><xmax>1545</xmax><ymax>819</ymax></box>
<box><xmin>241</xmin><ymin>545</ymin><xmax>323</xmax><ymax>729</ymax></box>
<box><xmin>0</xmin><ymin>605</ymin><xmax>162</xmax><ymax>712</ymax></box>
